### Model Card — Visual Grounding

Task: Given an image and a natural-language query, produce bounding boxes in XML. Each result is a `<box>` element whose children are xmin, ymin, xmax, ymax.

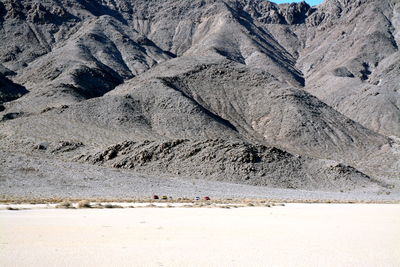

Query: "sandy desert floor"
<box><xmin>1</xmin><ymin>204</ymin><xmax>400</xmax><ymax>267</ymax></box>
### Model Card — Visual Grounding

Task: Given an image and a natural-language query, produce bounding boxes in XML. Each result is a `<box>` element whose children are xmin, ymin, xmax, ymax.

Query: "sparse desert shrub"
<box><xmin>56</xmin><ymin>201</ymin><xmax>73</xmax><ymax>209</ymax></box>
<box><xmin>77</xmin><ymin>200</ymin><xmax>91</xmax><ymax>208</ymax></box>
<box><xmin>104</xmin><ymin>204</ymin><xmax>123</xmax><ymax>209</ymax></box>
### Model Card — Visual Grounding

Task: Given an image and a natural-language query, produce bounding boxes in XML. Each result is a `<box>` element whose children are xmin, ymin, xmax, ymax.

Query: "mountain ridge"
<box><xmin>0</xmin><ymin>0</ymin><xmax>399</xmax><ymax>193</ymax></box>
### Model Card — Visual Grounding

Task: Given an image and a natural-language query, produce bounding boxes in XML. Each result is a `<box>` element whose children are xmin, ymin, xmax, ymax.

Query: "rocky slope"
<box><xmin>76</xmin><ymin>139</ymin><xmax>383</xmax><ymax>191</ymax></box>
<box><xmin>0</xmin><ymin>0</ymin><xmax>399</xmax><ymax>193</ymax></box>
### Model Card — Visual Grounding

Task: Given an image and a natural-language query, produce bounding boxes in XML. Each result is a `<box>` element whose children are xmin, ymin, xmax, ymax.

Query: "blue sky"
<box><xmin>270</xmin><ymin>0</ymin><xmax>324</xmax><ymax>6</ymax></box>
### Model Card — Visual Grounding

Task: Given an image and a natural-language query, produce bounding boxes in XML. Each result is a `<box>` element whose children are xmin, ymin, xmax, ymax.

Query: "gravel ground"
<box><xmin>1</xmin><ymin>150</ymin><xmax>399</xmax><ymax>202</ymax></box>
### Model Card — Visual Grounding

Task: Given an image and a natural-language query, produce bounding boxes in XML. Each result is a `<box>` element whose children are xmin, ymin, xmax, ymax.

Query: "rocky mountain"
<box><xmin>0</xmin><ymin>0</ymin><xmax>399</xmax><ymax>193</ymax></box>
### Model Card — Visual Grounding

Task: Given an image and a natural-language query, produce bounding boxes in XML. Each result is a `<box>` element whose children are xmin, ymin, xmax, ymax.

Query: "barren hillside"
<box><xmin>0</xmin><ymin>0</ymin><xmax>399</xmax><ymax>195</ymax></box>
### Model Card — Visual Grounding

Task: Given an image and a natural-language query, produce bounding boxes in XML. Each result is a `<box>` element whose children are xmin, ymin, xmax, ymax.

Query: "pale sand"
<box><xmin>1</xmin><ymin>204</ymin><xmax>400</xmax><ymax>267</ymax></box>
